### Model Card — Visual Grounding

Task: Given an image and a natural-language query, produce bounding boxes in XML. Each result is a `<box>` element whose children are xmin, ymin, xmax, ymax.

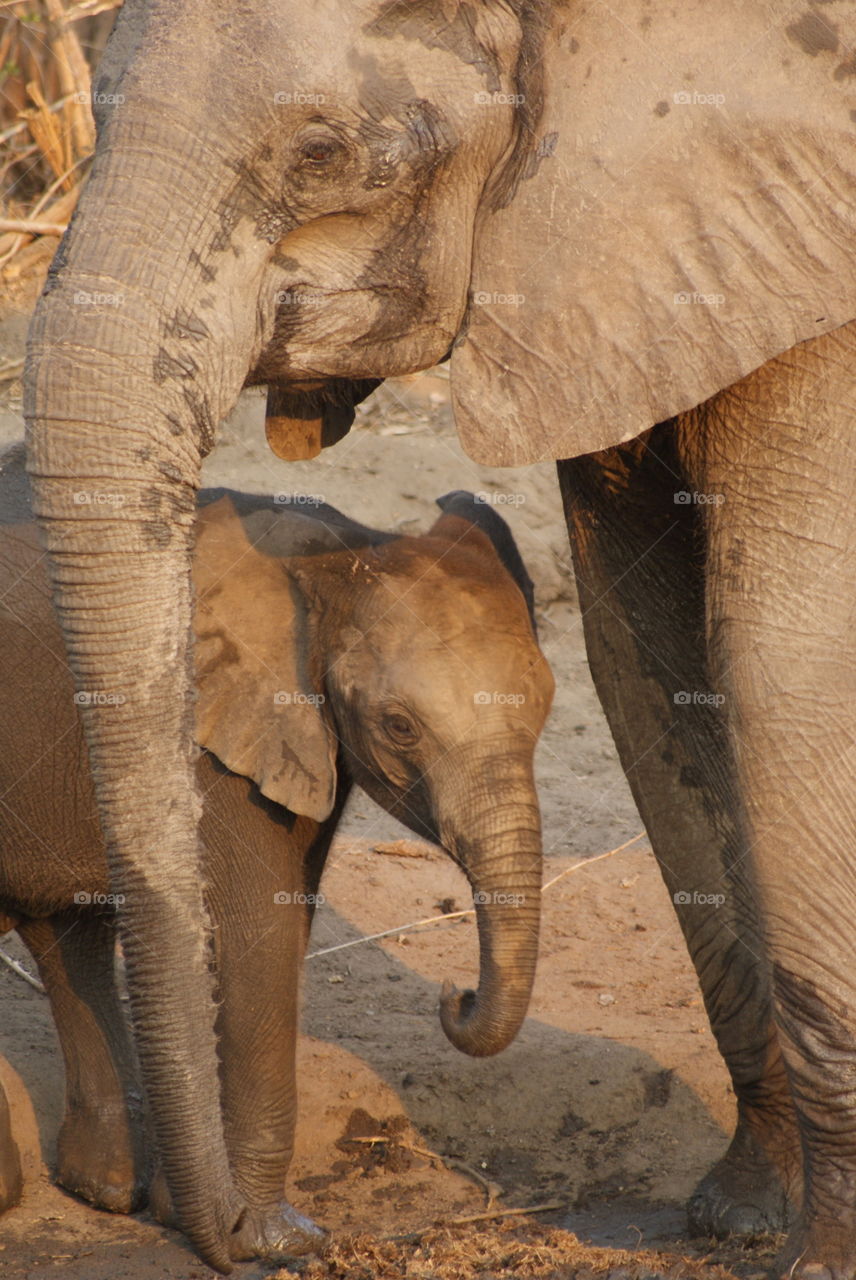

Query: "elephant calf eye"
<box><xmin>383</xmin><ymin>713</ymin><xmax>418</xmax><ymax>745</ymax></box>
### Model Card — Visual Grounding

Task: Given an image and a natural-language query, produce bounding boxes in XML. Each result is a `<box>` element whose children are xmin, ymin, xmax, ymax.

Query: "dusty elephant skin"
<box><xmin>23</xmin><ymin>3</ymin><xmax>544</xmax><ymax>1268</ymax></box>
<box><xmin>21</xmin><ymin>0</ymin><xmax>856</xmax><ymax>1275</ymax></box>
<box><xmin>0</xmin><ymin>467</ymin><xmax>553</xmax><ymax>1259</ymax></box>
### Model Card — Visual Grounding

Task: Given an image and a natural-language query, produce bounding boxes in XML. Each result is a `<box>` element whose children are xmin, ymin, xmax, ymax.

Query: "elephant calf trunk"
<box><xmin>438</xmin><ymin>870</ymin><xmax>541</xmax><ymax>1057</ymax></box>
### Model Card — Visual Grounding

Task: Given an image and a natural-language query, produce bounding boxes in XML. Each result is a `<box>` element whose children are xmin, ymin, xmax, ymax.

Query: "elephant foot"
<box><xmin>228</xmin><ymin>1200</ymin><xmax>327</xmax><ymax>1262</ymax></box>
<box><xmin>775</xmin><ymin>1214</ymin><xmax>856</xmax><ymax>1280</ymax></box>
<box><xmin>688</xmin><ymin>1117</ymin><xmax>798</xmax><ymax>1238</ymax></box>
<box><xmin>151</xmin><ymin>1173</ymin><xmax>324</xmax><ymax>1263</ymax></box>
<box><xmin>56</xmin><ymin>1110</ymin><xmax>145</xmax><ymax>1214</ymax></box>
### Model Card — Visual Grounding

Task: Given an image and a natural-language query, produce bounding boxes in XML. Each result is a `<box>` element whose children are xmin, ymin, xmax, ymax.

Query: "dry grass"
<box><xmin>279</xmin><ymin>1219</ymin><xmax>760</xmax><ymax>1280</ymax></box>
<box><xmin>0</xmin><ymin>0</ymin><xmax>119</xmax><ymax>274</ymax></box>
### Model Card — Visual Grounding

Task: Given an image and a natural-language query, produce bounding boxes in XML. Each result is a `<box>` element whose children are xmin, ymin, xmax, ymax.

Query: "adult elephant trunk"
<box><xmin>437</xmin><ymin>763</ymin><xmax>543</xmax><ymax>1058</ymax></box>
<box><xmin>24</xmin><ymin>119</ymin><xmax>269</xmax><ymax>1272</ymax></box>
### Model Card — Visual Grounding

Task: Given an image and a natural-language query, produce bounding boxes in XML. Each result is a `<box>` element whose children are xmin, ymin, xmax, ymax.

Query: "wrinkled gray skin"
<box><xmin>0</xmin><ymin>461</ymin><xmax>552</xmax><ymax>1257</ymax></box>
<box><xmin>24</xmin><ymin>3</ymin><xmax>542</xmax><ymax>1268</ymax></box>
<box><xmin>24</xmin><ymin>0</ymin><xmax>856</xmax><ymax>1275</ymax></box>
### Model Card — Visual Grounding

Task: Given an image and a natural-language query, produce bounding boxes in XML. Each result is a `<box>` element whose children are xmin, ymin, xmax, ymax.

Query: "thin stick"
<box><xmin>308</xmin><ymin>909</ymin><xmax>471</xmax><ymax>958</ymax></box>
<box><xmin>0</xmin><ymin>182</ymin><xmax>80</xmax><ymax>270</ymax></box>
<box><xmin>0</xmin><ymin>949</ymin><xmax>46</xmax><ymax>994</ymax></box>
<box><xmin>541</xmin><ymin>831</ymin><xmax>646</xmax><ymax>893</ymax></box>
<box><xmin>344</xmin><ymin>1136</ymin><xmax>503</xmax><ymax>1206</ymax></box>
<box><xmin>441</xmin><ymin>1155</ymin><xmax>502</xmax><ymax>1207</ymax></box>
<box><xmin>65</xmin><ymin>0</ymin><xmax>124</xmax><ymax>20</ymax></box>
<box><xmin>446</xmin><ymin>1201</ymin><xmax>565</xmax><ymax>1226</ymax></box>
<box><xmin>306</xmin><ymin>832</ymin><xmax>646</xmax><ymax>960</ymax></box>
<box><xmin>0</xmin><ymin>359</ymin><xmax>25</xmax><ymax>383</ymax></box>
<box><xmin>0</xmin><ymin>218</ymin><xmax>67</xmax><ymax>236</ymax></box>
<box><xmin>29</xmin><ymin>156</ymin><xmax>87</xmax><ymax>218</ymax></box>
<box><xmin>44</xmin><ymin>0</ymin><xmax>96</xmax><ymax>158</ymax></box>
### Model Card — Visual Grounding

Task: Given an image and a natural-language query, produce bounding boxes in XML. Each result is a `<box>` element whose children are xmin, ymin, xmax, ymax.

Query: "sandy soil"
<box><xmin>0</xmin><ymin>258</ymin><xmax>764</xmax><ymax>1279</ymax></box>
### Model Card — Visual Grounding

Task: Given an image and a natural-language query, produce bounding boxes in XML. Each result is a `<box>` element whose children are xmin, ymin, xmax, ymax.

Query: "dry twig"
<box><xmin>0</xmin><ymin>948</ymin><xmax>46</xmax><ymax>994</ymax></box>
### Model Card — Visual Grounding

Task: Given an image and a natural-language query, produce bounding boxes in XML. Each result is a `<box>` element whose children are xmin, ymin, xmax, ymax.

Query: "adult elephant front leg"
<box><xmin>682</xmin><ymin>322</ymin><xmax>856</xmax><ymax>1280</ymax></box>
<box><xmin>558</xmin><ymin>427</ymin><xmax>801</xmax><ymax>1236</ymax></box>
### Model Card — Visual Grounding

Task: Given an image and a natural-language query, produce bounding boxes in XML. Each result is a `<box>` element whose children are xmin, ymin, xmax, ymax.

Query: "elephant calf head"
<box><xmin>193</xmin><ymin>491</ymin><xmax>554</xmax><ymax>1058</ymax></box>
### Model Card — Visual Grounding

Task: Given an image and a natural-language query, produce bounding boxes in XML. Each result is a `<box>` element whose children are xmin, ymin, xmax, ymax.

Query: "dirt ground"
<box><xmin>0</xmin><ymin>255</ymin><xmax>771</xmax><ymax>1279</ymax></box>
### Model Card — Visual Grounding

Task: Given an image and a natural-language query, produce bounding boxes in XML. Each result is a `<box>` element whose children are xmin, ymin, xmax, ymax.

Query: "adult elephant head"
<box><xmin>24</xmin><ymin>2</ymin><xmax>548</xmax><ymax>1269</ymax></box>
<box><xmin>24</xmin><ymin>0</ymin><xmax>856</xmax><ymax>1271</ymax></box>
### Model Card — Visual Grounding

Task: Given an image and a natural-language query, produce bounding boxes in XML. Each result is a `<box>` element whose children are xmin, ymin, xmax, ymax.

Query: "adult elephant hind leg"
<box><xmin>687</xmin><ymin>321</ymin><xmax>856</xmax><ymax>1280</ymax></box>
<box><xmin>558</xmin><ymin>429</ymin><xmax>801</xmax><ymax>1238</ymax></box>
<box><xmin>17</xmin><ymin>913</ymin><xmax>148</xmax><ymax>1214</ymax></box>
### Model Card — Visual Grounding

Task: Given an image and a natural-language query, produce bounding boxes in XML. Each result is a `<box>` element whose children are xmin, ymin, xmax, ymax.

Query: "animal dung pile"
<box><xmin>280</xmin><ymin>1219</ymin><xmax>750</xmax><ymax>1280</ymax></box>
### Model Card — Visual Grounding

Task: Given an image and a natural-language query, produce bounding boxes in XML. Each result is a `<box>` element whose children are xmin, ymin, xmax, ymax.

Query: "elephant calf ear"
<box><xmin>192</xmin><ymin>496</ymin><xmax>338</xmax><ymax>822</ymax></box>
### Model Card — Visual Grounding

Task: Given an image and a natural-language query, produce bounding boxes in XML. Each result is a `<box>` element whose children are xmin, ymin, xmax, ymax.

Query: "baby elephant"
<box><xmin>0</xmin><ymin>479</ymin><xmax>553</xmax><ymax>1260</ymax></box>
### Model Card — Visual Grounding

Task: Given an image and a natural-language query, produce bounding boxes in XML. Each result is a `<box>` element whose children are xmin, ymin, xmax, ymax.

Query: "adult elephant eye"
<box><xmin>299</xmin><ymin>135</ymin><xmax>343</xmax><ymax>166</ymax></box>
<box><xmin>383</xmin><ymin>713</ymin><xmax>418</xmax><ymax>746</ymax></box>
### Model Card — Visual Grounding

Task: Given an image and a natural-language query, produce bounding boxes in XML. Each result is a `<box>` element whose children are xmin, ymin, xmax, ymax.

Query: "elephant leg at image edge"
<box><xmin>558</xmin><ymin>429</ymin><xmax>802</xmax><ymax>1238</ymax></box>
<box><xmin>682</xmin><ymin>322</ymin><xmax>856</xmax><ymax>1280</ymax></box>
<box><xmin>17</xmin><ymin>912</ymin><xmax>148</xmax><ymax>1212</ymax></box>
<box><xmin>0</xmin><ymin>1076</ymin><xmax>22</xmax><ymax>1212</ymax></box>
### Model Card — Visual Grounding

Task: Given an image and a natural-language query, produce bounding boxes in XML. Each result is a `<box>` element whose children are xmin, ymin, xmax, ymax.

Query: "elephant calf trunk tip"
<box><xmin>438</xmin><ymin>979</ymin><xmax>525</xmax><ymax>1058</ymax></box>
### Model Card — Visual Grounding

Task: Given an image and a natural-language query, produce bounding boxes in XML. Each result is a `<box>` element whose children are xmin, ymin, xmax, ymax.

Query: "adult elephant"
<box><xmin>23</xmin><ymin>0</ymin><xmax>856</xmax><ymax>1276</ymax></box>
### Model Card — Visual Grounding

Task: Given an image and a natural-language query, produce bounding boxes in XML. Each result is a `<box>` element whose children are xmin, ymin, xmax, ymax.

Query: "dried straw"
<box><xmin>1</xmin><ymin>1</ymin><xmax>120</xmax><ymax>277</ymax></box>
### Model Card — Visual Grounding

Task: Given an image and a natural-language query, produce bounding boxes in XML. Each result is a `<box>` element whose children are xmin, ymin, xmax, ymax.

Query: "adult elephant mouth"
<box><xmin>261</xmin><ymin>376</ymin><xmax>382</xmax><ymax>459</ymax></box>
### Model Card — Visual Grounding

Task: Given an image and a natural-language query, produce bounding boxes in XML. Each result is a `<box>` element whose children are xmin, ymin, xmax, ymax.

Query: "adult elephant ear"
<box><xmin>452</xmin><ymin>1</ymin><xmax>856</xmax><ymax>466</ymax></box>
<box><xmin>193</xmin><ymin>496</ymin><xmax>338</xmax><ymax>821</ymax></box>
